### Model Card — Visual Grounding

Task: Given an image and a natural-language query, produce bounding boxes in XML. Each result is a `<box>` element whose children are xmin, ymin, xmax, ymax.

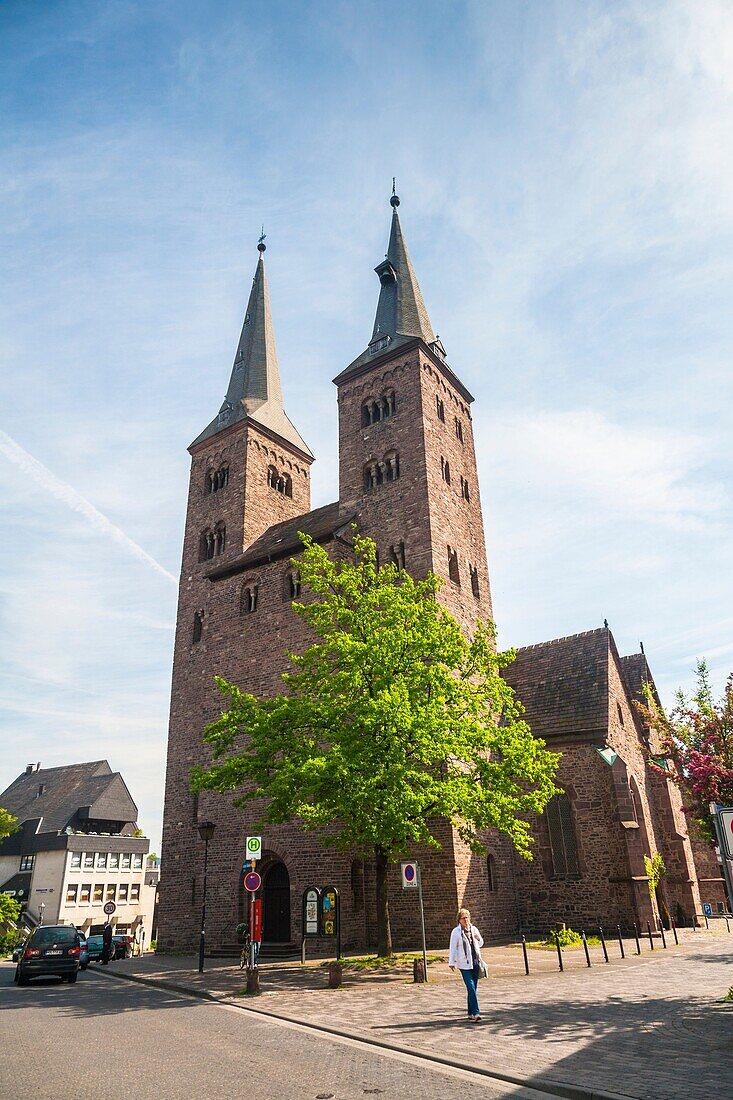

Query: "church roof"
<box><xmin>207</xmin><ymin>501</ymin><xmax>354</xmax><ymax>579</ymax></box>
<box><xmin>191</xmin><ymin>245</ymin><xmax>313</xmax><ymax>458</ymax></box>
<box><xmin>620</xmin><ymin>652</ymin><xmax>661</xmax><ymax>710</ymax></box>
<box><xmin>0</xmin><ymin>761</ymin><xmax>138</xmax><ymax>835</ymax></box>
<box><xmin>501</xmin><ymin>628</ymin><xmax>611</xmax><ymax>742</ymax></box>
<box><xmin>336</xmin><ymin>192</ymin><xmax>442</xmax><ymax>379</ymax></box>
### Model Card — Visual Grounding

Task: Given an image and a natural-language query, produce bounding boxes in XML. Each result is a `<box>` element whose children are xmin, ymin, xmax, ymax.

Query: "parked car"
<box><xmin>112</xmin><ymin>934</ymin><xmax>132</xmax><ymax>960</ymax></box>
<box><xmin>12</xmin><ymin>938</ymin><xmax>29</xmax><ymax>963</ymax></box>
<box><xmin>76</xmin><ymin>933</ymin><xmax>90</xmax><ymax>970</ymax></box>
<box><xmin>14</xmin><ymin>925</ymin><xmax>81</xmax><ymax>985</ymax></box>
<box><xmin>86</xmin><ymin>934</ymin><xmax>105</xmax><ymax>961</ymax></box>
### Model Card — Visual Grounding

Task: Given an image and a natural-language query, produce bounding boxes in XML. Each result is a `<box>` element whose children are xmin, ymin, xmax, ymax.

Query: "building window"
<box><xmin>441</xmin><ymin>456</ymin><xmax>451</xmax><ymax>484</ymax></box>
<box><xmin>93</xmin><ymin>883</ymin><xmax>104</xmax><ymax>903</ymax></box>
<box><xmin>199</xmin><ymin>526</ymin><xmax>225</xmax><ymax>562</ymax></box>
<box><xmin>106</xmin><ymin>884</ymin><xmax>117</xmax><ymax>902</ymax></box>
<box><xmin>455</xmin><ymin>416</ymin><xmax>464</xmax><ymax>443</ymax></box>
<box><xmin>389</xmin><ymin>542</ymin><xmax>406</xmax><ymax>570</ymax></box>
<box><xmin>80</xmin><ymin>884</ymin><xmax>91</xmax><ymax>904</ymax></box>
<box><xmin>487</xmin><ymin>854</ymin><xmax>497</xmax><ymax>893</ymax></box>
<box><xmin>448</xmin><ymin>546</ymin><xmax>460</xmax><ymax>586</ymax></box>
<box><xmin>364</xmin><ymin>452</ymin><xmax>400</xmax><ymax>490</ymax></box>
<box><xmin>469</xmin><ymin>564</ymin><xmax>480</xmax><ymax>599</ymax></box>
<box><xmin>361</xmin><ymin>390</ymin><xmax>396</xmax><ymax>426</ymax></box>
<box><xmin>96</xmin><ymin>853</ymin><xmax>108</xmax><ymax>869</ymax></box>
<box><xmin>267</xmin><ymin>465</ymin><xmax>293</xmax><ymax>496</ymax></box>
<box><xmin>121</xmin><ymin>853</ymin><xmax>132</xmax><ymax>871</ymax></box>
<box><xmin>131</xmin><ymin>883</ymin><xmax>140</xmax><ymax>903</ymax></box>
<box><xmin>286</xmin><ymin>571</ymin><xmax>301</xmax><ymax>600</ymax></box>
<box><xmin>241</xmin><ymin>583</ymin><xmax>259</xmax><ymax>614</ymax></box>
<box><xmin>545</xmin><ymin>794</ymin><xmax>580</xmax><ymax>878</ymax></box>
<box><xmin>206</xmin><ymin>464</ymin><xmax>230</xmax><ymax>494</ymax></box>
<box><xmin>109</xmin><ymin>853</ymin><xmax>120</xmax><ymax>870</ymax></box>
<box><xmin>70</xmin><ymin>852</ymin><xmax>82</xmax><ymax>870</ymax></box>
<box><xmin>133</xmin><ymin>854</ymin><xmax>143</xmax><ymax>871</ymax></box>
<box><xmin>119</xmin><ymin>884</ymin><xmax>129</xmax><ymax>902</ymax></box>
<box><xmin>66</xmin><ymin>883</ymin><xmax>78</xmax><ymax>904</ymax></box>
<box><xmin>460</xmin><ymin>476</ymin><xmax>470</xmax><ymax>502</ymax></box>
<box><xmin>19</xmin><ymin>854</ymin><xmax>35</xmax><ymax>872</ymax></box>
<box><xmin>192</xmin><ymin>610</ymin><xmax>204</xmax><ymax>644</ymax></box>
<box><xmin>84</xmin><ymin>852</ymin><xmax>95</xmax><ymax>869</ymax></box>
<box><xmin>436</xmin><ymin>395</ymin><xmax>445</xmax><ymax>422</ymax></box>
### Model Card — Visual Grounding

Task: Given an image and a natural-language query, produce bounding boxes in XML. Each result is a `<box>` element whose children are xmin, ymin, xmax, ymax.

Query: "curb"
<box><xmin>89</xmin><ymin>965</ymin><xmax>633</xmax><ymax>1100</ymax></box>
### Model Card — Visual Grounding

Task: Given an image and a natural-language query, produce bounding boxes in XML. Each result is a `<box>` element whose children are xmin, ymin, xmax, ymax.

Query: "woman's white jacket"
<box><xmin>449</xmin><ymin>923</ymin><xmax>484</xmax><ymax>970</ymax></box>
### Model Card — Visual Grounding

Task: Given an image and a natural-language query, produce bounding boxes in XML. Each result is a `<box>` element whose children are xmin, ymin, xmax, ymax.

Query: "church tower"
<box><xmin>159</xmin><ymin>240</ymin><xmax>314</xmax><ymax>948</ymax></box>
<box><xmin>334</xmin><ymin>190</ymin><xmax>494</xmax><ymax>634</ymax></box>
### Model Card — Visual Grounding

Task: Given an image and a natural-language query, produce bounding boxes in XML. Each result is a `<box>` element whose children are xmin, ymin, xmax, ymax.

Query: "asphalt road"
<box><xmin>0</xmin><ymin>962</ymin><xmax>554</xmax><ymax>1100</ymax></box>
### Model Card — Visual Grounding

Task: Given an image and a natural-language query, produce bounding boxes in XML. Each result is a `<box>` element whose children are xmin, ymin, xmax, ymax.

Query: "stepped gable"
<box><xmin>620</xmin><ymin>652</ymin><xmax>660</xmax><ymax>707</ymax></box>
<box><xmin>501</xmin><ymin>627</ymin><xmax>610</xmax><ymax>742</ymax></box>
<box><xmin>207</xmin><ymin>501</ymin><xmax>353</xmax><ymax>579</ymax></box>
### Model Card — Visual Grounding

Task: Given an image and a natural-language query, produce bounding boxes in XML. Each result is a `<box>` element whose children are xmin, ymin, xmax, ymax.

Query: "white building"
<box><xmin>0</xmin><ymin>761</ymin><xmax>155</xmax><ymax>943</ymax></box>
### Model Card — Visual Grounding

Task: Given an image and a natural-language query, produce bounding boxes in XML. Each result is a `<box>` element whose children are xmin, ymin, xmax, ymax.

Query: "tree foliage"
<box><xmin>193</xmin><ymin>531</ymin><xmax>560</xmax><ymax>953</ymax></box>
<box><xmin>0</xmin><ymin>892</ymin><xmax>21</xmax><ymax>926</ymax></box>
<box><xmin>639</xmin><ymin>661</ymin><xmax>733</xmax><ymax>838</ymax></box>
<box><xmin>0</xmin><ymin>808</ymin><xmax>18</xmax><ymax>840</ymax></box>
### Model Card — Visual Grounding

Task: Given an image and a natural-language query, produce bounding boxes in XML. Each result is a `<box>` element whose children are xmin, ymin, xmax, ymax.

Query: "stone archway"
<box><xmin>263</xmin><ymin>861</ymin><xmax>290</xmax><ymax>943</ymax></box>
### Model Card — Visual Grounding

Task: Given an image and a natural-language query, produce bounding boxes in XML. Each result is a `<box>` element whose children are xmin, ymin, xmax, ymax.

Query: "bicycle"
<box><xmin>239</xmin><ymin>934</ymin><xmax>251</xmax><ymax>970</ymax></box>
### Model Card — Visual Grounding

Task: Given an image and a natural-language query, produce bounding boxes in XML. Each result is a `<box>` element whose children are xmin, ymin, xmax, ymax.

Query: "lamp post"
<box><xmin>39</xmin><ymin>902</ymin><xmax>45</xmax><ymax>926</ymax></box>
<box><xmin>197</xmin><ymin>820</ymin><xmax>216</xmax><ymax>973</ymax></box>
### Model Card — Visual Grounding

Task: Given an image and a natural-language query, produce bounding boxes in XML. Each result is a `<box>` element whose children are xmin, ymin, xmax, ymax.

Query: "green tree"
<box><xmin>193</xmin><ymin>531</ymin><xmax>560</xmax><ymax>955</ymax></box>
<box><xmin>0</xmin><ymin>808</ymin><xmax>18</xmax><ymax>840</ymax></box>
<box><xmin>0</xmin><ymin>892</ymin><xmax>21</xmax><ymax>927</ymax></box>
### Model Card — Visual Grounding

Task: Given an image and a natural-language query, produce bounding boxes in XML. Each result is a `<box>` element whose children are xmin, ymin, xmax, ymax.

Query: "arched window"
<box><xmin>545</xmin><ymin>794</ymin><xmax>580</xmax><ymax>879</ymax></box>
<box><xmin>460</xmin><ymin>475</ymin><xmax>470</xmax><ymax>501</ymax></box>
<box><xmin>199</xmin><ymin>529</ymin><xmax>215</xmax><ymax>562</ymax></box>
<box><xmin>487</xmin><ymin>853</ymin><xmax>497</xmax><ymax>893</ymax></box>
<box><xmin>192</xmin><ymin>610</ymin><xmax>204</xmax><ymax>644</ymax></box>
<box><xmin>448</xmin><ymin>546</ymin><xmax>460</xmax><ymax>585</ymax></box>
<box><xmin>470</xmin><ymin>564</ymin><xmax>480</xmax><ymax>599</ymax></box>
<box><xmin>384</xmin><ymin>451</ymin><xmax>400</xmax><ymax>482</ymax></box>
<box><xmin>389</xmin><ymin>542</ymin><xmax>405</xmax><ymax>570</ymax></box>
<box><xmin>268</xmin><ymin>465</ymin><xmax>293</xmax><ymax>496</ymax></box>
<box><xmin>436</xmin><ymin>395</ymin><xmax>445</xmax><ymax>422</ymax></box>
<box><xmin>267</xmin><ymin>464</ymin><xmax>278</xmax><ymax>489</ymax></box>
<box><xmin>214</xmin><ymin>525</ymin><xmax>226</xmax><ymax>556</ymax></box>
<box><xmin>455</xmin><ymin>416</ymin><xmax>464</xmax><ymax>443</ymax></box>
<box><xmin>241</xmin><ymin>583</ymin><xmax>259</xmax><ymax>614</ymax></box>
<box><xmin>286</xmin><ymin>571</ymin><xmax>301</xmax><ymax>600</ymax></box>
<box><xmin>441</xmin><ymin>456</ymin><xmax>451</xmax><ymax>484</ymax></box>
<box><xmin>361</xmin><ymin>390</ymin><xmax>396</xmax><ymax>426</ymax></box>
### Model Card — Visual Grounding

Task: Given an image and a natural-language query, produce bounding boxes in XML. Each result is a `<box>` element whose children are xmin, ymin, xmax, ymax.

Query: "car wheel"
<box><xmin>81</xmin><ymin>963</ymin><xmax>88</xmax><ymax>970</ymax></box>
<box><xmin>17</xmin><ymin>972</ymin><xmax>28</xmax><ymax>987</ymax></box>
<box><xmin>67</xmin><ymin>973</ymin><xmax>78</xmax><ymax>984</ymax></box>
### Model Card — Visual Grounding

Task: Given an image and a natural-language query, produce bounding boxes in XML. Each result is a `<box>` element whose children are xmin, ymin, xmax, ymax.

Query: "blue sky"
<box><xmin>1</xmin><ymin>0</ymin><xmax>732</xmax><ymax>850</ymax></box>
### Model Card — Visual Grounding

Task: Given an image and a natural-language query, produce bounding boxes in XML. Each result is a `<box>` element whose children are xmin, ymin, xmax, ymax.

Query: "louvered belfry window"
<box><xmin>546</xmin><ymin>794</ymin><xmax>580</xmax><ymax>878</ymax></box>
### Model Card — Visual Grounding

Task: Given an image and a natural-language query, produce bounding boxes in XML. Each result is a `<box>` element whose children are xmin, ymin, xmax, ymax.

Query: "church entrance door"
<box><xmin>263</xmin><ymin>861</ymin><xmax>290</xmax><ymax>942</ymax></box>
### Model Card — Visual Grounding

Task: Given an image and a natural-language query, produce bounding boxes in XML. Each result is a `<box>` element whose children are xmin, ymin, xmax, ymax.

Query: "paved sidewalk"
<box><xmin>97</xmin><ymin>926</ymin><xmax>733</xmax><ymax>1100</ymax></box>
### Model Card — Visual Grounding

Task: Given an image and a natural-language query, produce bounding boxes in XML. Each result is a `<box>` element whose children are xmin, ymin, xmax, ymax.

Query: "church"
<box><xmin>159</xmin><ymin>193</ymin><xmax>724</xmax><ymax>955</ymax></box>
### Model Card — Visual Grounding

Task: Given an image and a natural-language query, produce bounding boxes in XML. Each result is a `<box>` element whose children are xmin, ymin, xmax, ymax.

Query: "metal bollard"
<box><xmin>328</xmin><ymin>960</ymin><xmax>343</xmax><ymax>989</ymax></box>
<box><xmin>646</xmin><ymin>920</ymin><xmax>654</xmax><ymax>950</ymax></box>
<box><xmin>617</xmin><ymin>924</ymin><xmax>625</xmax><ymax>959</ymax></box>
<box><xmin>671</xmin><ymin>919</ymin><xmax>679</xmax><ymax>946</ymax></box>
<box><xmin>659</xmin><ymin>921</ymin><xmax>667</xmax><ymax>949</ymax></box>
<box><xmin>555</xmin><ymin>930</ymin><xmax>564</xmax><ymax>972</ymax></box>
<box><xmin>581</xmin><ymin>930</ymin><xmax>591</xmax><ymax>968</ymax></box>
<box><xmin>599</xmin><ymin>926</ymin><xmax>609</xmax><ymax>963</ymax></box>
<box><xmin>704</xmin><ymin>913</ymin><xmax>709</xmax><ymax>930</ymax></box>
<box><xmin>633</xmin><ymin>922</ymin><xmax>642</xmax><ymax>955</ymax></box>
<box><xmin>726</xmin><ymin>916</ymin><xmax>730</xmax><ymax>934</ymax></box>
<box><xmin>521</xmin><ymin>934</ymin><xmax>530</xmax><ymax>976</ymax></box>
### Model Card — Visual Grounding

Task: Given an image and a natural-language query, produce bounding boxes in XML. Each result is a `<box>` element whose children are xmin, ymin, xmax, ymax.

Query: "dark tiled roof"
<box><xmin>0</xmin><ymin>761</ymin><xmax>138</xmax><ymax>835</ymax></box>
<box><xmin>0</xmin><ymin>871</ymin><xmax>31</xmax><ymax>900</ymax></box>
<box><xmin>208</xmin><ymin>502</ymin><xmax>353</xmax><ymax>579</ymax></box>
<box><xmin>501</xmin><ymin>628</ymin><xmax>610</xmax><ymax>741</ymax></box>
<box><xmin>620</xmin><ymin>652</ymin><xmax>661</xmax><ymax>711</ymax></box>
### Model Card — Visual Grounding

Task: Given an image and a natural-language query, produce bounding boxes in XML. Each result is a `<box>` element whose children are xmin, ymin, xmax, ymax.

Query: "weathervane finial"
<box><xmin>390</xmin><ymin>178</ymin><xmax>400</xmax><ymax>208</ymax></box>
<box><xmin>257</xmin><ymin>225</ymin><xmax>266</xmax><ymax>253</ymax></box>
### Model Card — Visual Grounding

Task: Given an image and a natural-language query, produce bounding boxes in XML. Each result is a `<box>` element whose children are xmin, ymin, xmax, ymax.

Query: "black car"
<box><xmin>86</xmin><ymin>934</ymin><xmax>105</xmax><ymax>961</ymax></box>
<box><xmin>15</xmin><ymin>925</ymin><xmax>81</xmax><ymax>985</ymax></box>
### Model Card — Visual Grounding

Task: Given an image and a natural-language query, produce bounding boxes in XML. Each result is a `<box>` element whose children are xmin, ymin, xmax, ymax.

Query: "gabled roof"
<box><xmin>0</xmin><ymin>761</ymin><xmax>138</xmax><ymax>835</ymax></box>
<box><xmin>207</xmin><ymin>501</ymin><xmax>354</xmax><ymax>579</ymax></box>
<box><xmin>501</xmin><ymin>628</ymin><xmax>611</xmax><ymax>741</ymax></box>
<box><xmin>191</xmin><ymin>245</ymin><xmax>312</xmax><ymax>458</ymax></box>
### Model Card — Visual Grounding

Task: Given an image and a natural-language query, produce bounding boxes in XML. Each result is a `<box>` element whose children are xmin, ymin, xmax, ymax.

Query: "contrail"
<box><xmin>0</xmin><ymin>429</ymin><xmax>177</xmax><ymax>586</ymax></box>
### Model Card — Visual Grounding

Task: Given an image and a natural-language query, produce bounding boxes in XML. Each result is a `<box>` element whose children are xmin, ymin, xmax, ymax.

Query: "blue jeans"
<box><xmin>460</xmin><ymin>965</ymin><xmax>480</xmax><ymax>1016</ymax></box>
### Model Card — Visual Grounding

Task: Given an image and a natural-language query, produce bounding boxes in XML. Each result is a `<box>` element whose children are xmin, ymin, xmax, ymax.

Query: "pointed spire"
<box><xmin>370</xmin><ymin>186</ymin><xmax>436</xmax><ymax>348</ymax></box>
<box><xmin>191</xmin><ymin>239</ymin><xmax>312</xmax><ymax>457</ymax></box>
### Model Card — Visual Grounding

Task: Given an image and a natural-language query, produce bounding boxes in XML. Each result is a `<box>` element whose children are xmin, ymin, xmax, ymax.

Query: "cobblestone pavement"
<box><xmin>0</xmin><ymin>963</ymin><xmax>559</xmax><ymax>1100</ymax></box>
<box><xmin>87</xmin><ymin>925</ymin><xmax>733</xmax><ymax>1099</ymax></box>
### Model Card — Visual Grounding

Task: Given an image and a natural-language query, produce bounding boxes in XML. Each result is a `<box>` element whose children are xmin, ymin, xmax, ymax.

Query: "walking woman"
<box><xmin>449</xmin><ymin>907</ymin><xmax>485</xmax><ymax>1021</ymax></box>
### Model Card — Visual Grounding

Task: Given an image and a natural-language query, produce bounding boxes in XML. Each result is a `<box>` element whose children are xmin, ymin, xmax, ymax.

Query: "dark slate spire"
<box><xmin>191</xmin><ymin>239</ymin><xmax>312</xmax><ymax>457</ymax></box>
<box><xmin>370</xmin><ymin>187</ymin><xmax>436</xmax><ymax>348</ymax></box>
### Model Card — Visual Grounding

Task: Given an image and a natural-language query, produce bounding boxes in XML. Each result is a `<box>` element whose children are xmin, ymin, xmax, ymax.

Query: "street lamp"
<box><xmin>39</xmin><ymin>902</ymin><xmax>45</xmax><ymax>926</ymax></box>
<box><xmin>197</xmin><ymin>820</ymin><xmax>216</xmax><ymax>973</ymax></box>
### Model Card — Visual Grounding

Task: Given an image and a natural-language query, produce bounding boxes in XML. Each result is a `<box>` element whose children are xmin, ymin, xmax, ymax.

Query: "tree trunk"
<box><xmin>375</xmin><ymin>844</ymin><xmax>392</xmax><ymax>957</ymax></box>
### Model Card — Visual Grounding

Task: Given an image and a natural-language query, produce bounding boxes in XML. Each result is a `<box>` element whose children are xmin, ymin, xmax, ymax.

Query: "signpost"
<box><xmin>246</xmin><ymin>836</ymin><xmax>262</xmax><ymax>861</ymax></box>
<box><xmin>703</xmin><ymin>902</ymin><xmax>713</xmax><ymax>918</ymax></box>
<box><xmin>244</xmin><ymin>869</ymin><xmax>262</xmax><ymax>970</ymax></box>
<box><xmin>709</xmin><ymin>804</ymin><xmax>733</xmax><ymax>915</ymax></box>
<box><xmin>401</xmin><ymin>860</ymin><xmax>428</xmax><ymax>982</ymax></box>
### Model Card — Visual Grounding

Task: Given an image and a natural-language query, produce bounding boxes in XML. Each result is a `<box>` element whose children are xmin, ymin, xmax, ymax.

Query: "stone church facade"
<box><xmin>159</xmin><ymin>196</ymin><xmax>724</xmax><ymax>955</ymax></box>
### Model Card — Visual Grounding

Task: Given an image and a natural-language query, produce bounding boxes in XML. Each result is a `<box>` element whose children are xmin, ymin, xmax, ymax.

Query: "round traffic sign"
<box><xmin>103</xmin><ymin>901</ymin><xmax>116</xmax><ymax>915</ymax></box>
<box><xmin>244</xmin><ymin>871</ymin><xmax>261</xmax><ymax>892</ymax></box>
<box><xmin>404</xmin><ymin>864</ymin><xmax>416</xmax><ymax>883</ymax></box>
